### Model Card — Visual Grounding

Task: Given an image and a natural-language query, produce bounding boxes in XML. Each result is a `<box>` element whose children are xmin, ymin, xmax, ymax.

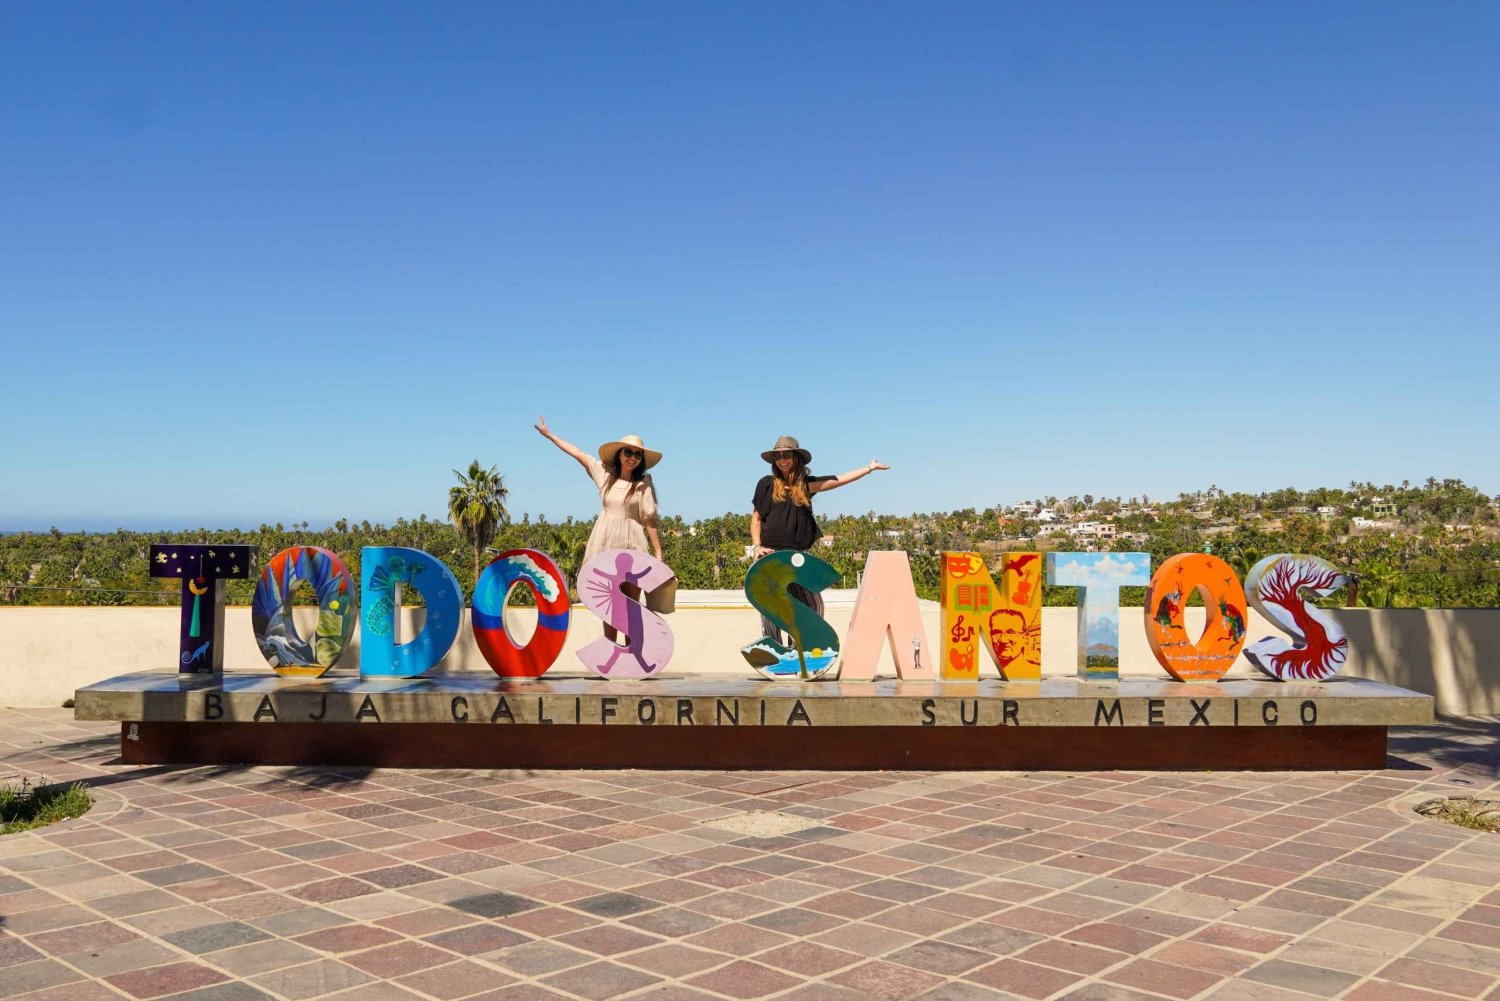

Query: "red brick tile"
<box><xmin>1110</xmin><ymin>864</ymin><xmax>1192</xmax><ymax>888</ymax></box>
<box><xmin>106</xmin><ymin>962</ymin><xmax>228</xmax><ymax>999</ymax></box>
<box><xmin>498</xmin><ymin>906</ymin><xmax>598</xmax><ymax>937</ymax></box>
<box><xmin>622</xmin><ymin>943</ymin><xmax>725</xmax><ymax>977</ymax></box>
<box><xmin>827</xmin><ymin>959</ymin><xmax>944</xmax><ymax>1000</ymax></box>
<box><xmin>1152</xmin><ymin>940</ymin><xmax>1257</xmax><ymax>976</ymax></box>
<box><xmin>867</xmin><ymin>904</ymin><xmax>968</xmax><ymax>936</ymax></box>
<box><xmin>346</xmin><ymin>940</ymin><xmax>455</xmax><ymax>978</ymax></box>
<box><xmin>556</xmin><ymin>925</ymin><xmax>662</xmax><ymax>956</ymax></box>
<box><xmin>686</xmin><ymin>923</ymin><xmax>791</xmax><ymax>956</ymax></box>
<box><xmin>1346</xmin><ymin>983</ymin><xmax>1467</xmax><ymax>1001</ymax></box>
<box><xmin>1016</xmin><ymin>939</ymin><xmax>1124</xmax><ymax>975</ymax></box>
<box><xmin>687</xmin><ymin>959</ymin><xmax>801</xmax><ymax>998</ymax></box>
<box><xmin>543</xmin><ymin>959</ymin><xmax>661</xmax><ymax>1000</ymax></box>
<box><xmin>396</xmin><ymin>959</ymin><xmax>514</xmax><ymax>1000</ymax></box>
<box><xmin>1463</xmin><ymin>904</ymin><xmax>1500</xmax><ymax>927</ymax></box>
<box><xmin>1182</xmin><ymin>876</ymin><xmax>1267</xmax><ymax>901</ymax></box>
<box><xmin>988</xmin><ymin>907</ymin><xmax>1090</xmax><ymax>935</ymax></box>
<box><xmin>754</xmin><ymin>941</ymin><xmax>862</xmax><ymax>977</ymax></box>
<box><xmin>211</xmin><ymin>891</ymin><xmax>305</xmax><ymax>919</ymax></box>
<box><xmin>691</xmin><ymin>866</ymin><xmax>774</xmax><ymax>889</ymax></box>
<box><xmin>5</xmin><ymin>982</ymin><xmax>122</xmax><ymax>1001</ymax></box>
<box><xmin>289</xmin><ymin>876</ymin><xmax>381</xmax><ymax>903</ymax></box>
<box><xmin>1106</xmin><ymin>958</ymin><xmax>1223</xmax><ymax>999</ymax></box>
<box><xmin>1377</xmin><ymin>956</ymin><xmax>1496</xmax><ymax>997</ymax></box>
<box><xmin>1439</xmin><ymin>920</ymin><xmax>1500</xmax><ymax>948</ymax></box>
<box><xmin>1345</xmin><ymin>904</ymin><xmax>1444</xmax><ymax>934</ymax></box>
<box><xmin>28</xmin><ymin>921</ymin><xmax>139</xmax><ymax>955</ymax></box>
<box><xmin>424</xmin><ymin>922</ymin><xmax>531</xmax><ymax>955</ymax></box>
<box><xmin>966</xmin><ymin>957</ymin><xmax>1087</xmax><ymax>999</ymax></box>
<box><xmin>174</xmin><ymin>875</ymin><xmax>262</xmax><ymax>901</ymax></box>
<box><xmin>1065</xmin><ymin>921</ymin><xmax>1166</xmax><ymax>954</ymax></box>
<box><xmin>108</xmin><ymin>851</ymin><xmax>188</xmax><ymax>873</ymax></box>
<box><xmin>805</xmin><ymin>890</ymin><xmax>894</xmax><ymax>919</ymax></box>
<box><xmin>1189</xmin><ymin>923</ymin><xmax>1292</xmax><ymax>953</ymax></box>
<box><xmin>296</xmin><ymin>924</ymin><xmax>402</xmax><ymax>953</ymax></box>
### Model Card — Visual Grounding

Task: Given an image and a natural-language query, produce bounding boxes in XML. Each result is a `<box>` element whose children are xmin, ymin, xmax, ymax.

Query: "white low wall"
<box><xmin>1331</xmin><ymin>608</ymin><xmax>1500</xmax><ymax>716</ymax></box>
<box><xmin>2</xmin><ymin>605</ymin><xmax>1494</xmax><ymax>715</ymax></box>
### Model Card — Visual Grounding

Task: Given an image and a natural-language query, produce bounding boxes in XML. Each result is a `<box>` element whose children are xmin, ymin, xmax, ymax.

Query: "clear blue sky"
<box><xmin>4</xmin><ymin>2</ymin><xmax>1496</xmax><ymax>531</ymax></box>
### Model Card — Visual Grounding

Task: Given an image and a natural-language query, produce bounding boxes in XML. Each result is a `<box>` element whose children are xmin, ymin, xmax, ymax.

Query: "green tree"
<box><xmin>448</xmin><ymin>461</ymin><xmax>510</xmax><ymax>587</ymax></box>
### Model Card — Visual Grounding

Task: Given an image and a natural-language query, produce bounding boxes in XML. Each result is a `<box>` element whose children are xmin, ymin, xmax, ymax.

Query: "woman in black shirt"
<box><xmin>750</xmin><ymin>435</ymin><xmax>889</xmax><ymax>645</ymax></box>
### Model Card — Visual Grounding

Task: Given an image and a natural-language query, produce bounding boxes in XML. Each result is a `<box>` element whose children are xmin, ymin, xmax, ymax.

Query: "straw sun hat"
<box><xmin>598</xmin><ymin>434</ymin><xmax>662</xmax><ymax>470</ymax></box>
<box><xmin>760</xmin><ymin>435</ymin><xmax>811</xmax><ymax>464</ymax></box>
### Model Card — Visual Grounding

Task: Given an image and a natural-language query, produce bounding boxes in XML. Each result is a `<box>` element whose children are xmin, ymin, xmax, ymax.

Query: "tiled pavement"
<box><xmin>1</xmin><ymin>709</ymin><xmax>1498</xmax><ymax>1001</ymax></box>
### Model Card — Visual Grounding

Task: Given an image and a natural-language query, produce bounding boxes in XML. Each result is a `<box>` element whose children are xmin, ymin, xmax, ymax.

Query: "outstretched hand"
<box><xmin>868</xmin><ymin>460</ymin><xmax>891</xmax><ymax>472</ymax></box>
<box><xmin>534</xmin><ymin>416</ymin><xmax>550</xmax><ymax>438</ymax></box>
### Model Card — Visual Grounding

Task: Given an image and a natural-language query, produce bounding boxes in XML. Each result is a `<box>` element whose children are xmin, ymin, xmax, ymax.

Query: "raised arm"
<box><xmin>812</xmin><ymin>460</ymin><xmax>891</xmax><ymax>494</ymax></box>
<box><xmin>534</xmin><ymin>416</ymin><xmax>592</xmax><ymax>472</ymax></box>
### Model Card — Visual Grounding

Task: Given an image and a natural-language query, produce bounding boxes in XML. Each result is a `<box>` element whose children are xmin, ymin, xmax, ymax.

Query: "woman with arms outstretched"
<box><xmin>536</xmin><ymin>417</ymin><xmax>664</xmax><ymax>640</ymax></box>
<box><xmin>750</xmin><ymin>435</ymin><xmax>889</xmax><ymax>643</ymax></box>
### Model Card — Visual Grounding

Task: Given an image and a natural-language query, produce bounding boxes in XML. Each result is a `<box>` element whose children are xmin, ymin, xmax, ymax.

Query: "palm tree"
<box><xmin>547</xmin><ymin>527</ymin><xmax>588</xmax><ymax>590</ymax></box>
<box><xmin>448</xmin><ymin>461</ymin><xmax>509</xmax><ymax>585</ymax></box>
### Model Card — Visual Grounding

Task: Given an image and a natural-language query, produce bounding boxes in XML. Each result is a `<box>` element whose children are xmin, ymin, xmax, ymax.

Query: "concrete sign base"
<box><xmin>77</xmin><ymin>672</ymin><xmax>1433</xmax><ymax>771</ymax></box>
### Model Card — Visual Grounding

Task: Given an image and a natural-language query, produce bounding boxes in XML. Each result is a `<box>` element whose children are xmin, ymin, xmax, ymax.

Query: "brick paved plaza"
<box><xmin>2</xmin><ymin>708</ymin><xmax>1497</xmax><ymax>1001</ymax></box>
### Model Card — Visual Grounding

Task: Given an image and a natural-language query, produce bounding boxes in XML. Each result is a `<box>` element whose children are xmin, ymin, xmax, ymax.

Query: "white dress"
<box><xmin>582</xmin><ymin>456</ymin><xmax>659</xmax><ymax>563</ymax></box>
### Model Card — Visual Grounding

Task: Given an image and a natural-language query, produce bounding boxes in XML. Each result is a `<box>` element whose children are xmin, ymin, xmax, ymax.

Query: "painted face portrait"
<box><xmin>990</xmin><ymin>609</ymin><xmax>1027</xmax><ymax>666</ymax></box>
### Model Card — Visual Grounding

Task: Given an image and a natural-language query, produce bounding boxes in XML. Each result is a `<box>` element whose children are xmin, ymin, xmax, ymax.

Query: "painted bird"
<box><xmin>1154</xmin><ymin>587</ymin><xmax>1183</xmax><ymax>630</ymax></box>
<box><xmin>1218</xmin><ymin>599</ymin><xmax>1246</xmax><ymax>644</ymax></box>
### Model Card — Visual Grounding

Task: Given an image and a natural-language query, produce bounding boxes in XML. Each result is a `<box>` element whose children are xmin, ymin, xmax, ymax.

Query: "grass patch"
<box><xmin>0</xmin><ymin>777</ymin><xmax>93</xmax><ymax>835</ymax></box>
<box><xmin>1415</xmin><ymin>796</ymin><xmax>1500</xmax><ymax>834</ymax></box>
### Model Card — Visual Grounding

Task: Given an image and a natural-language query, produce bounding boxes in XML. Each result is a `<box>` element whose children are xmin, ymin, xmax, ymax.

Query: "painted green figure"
<box><xmin>741</xmin><ymin>550</ymin><xmax>841</xmax><ymax>680</ymax></box>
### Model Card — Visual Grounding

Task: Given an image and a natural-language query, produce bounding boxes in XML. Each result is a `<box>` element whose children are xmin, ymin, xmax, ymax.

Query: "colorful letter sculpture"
<box><xmin>1243</xmin><ymin>554</ymin><xmax>1351</xmax><ymax>681</ymax></box>
<box><xmin>251</xmin><ymin>546</ymin><xmax>358</xmax><ymax>677</ymax></box>
<box><xmin>840</xmin><ymin>551</ymin><xmax>934</xmax><ymax>681</ymax></box>
<box><xmin>359</xmin><ymin>547</ymin><xmax>462</xmax><ymax>678</ymax></box>
<box><xmin>473</xmin><ymin>549</ymin><xmax>572</xmax><ymax>678</ymax></box>
<box><xmin>576</xmin><ymin>549</ymin><xmax>676</xmax><ymax>678</ymax></box>
<box><xmin>150</xmin><ymin>543</ymin><xmax>258</xmax><ymax>674</ymax></box>
<box><xmin>742</xmin><ymin>550</ymin><xmax>840</xmax><ymax>680</ymax></box>
<box><xmin>1144</xmin><ymin>554</ymin><xmax>1248</xmax><ymax>682</ymax></box>
<box><xmin>1046</xmin><ymin>552</ymin><xmax>1151</xmax><ymax>680</ymax></box>
<box><xmin>940</xmin><ymin>552</ymin><xmax>1043</xmax><ymax>681</ymax></box>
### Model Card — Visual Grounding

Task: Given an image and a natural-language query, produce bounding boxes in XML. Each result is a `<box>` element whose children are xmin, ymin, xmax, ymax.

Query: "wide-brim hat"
<box><xmin>760</xmin><ymin>435</ymin><xmax>811</xmax><ymax>464</ymax></box>
<box><xmin>598</xmin><ymin>434</ymin><xmax>662</xmax><ymax>470</ymax></box>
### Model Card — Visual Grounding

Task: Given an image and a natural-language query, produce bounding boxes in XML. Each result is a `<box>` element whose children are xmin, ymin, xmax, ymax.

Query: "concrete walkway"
<box><xmin>1</xmin><ymin>709</ymin><xmax>1497</xmax><ymax>1001</ymax></box>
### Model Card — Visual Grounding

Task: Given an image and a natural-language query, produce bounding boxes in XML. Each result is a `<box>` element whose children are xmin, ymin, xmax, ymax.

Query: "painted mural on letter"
<box><xmin>1046</xmin><ymin>552</ymin><xmax>1152</xmax><ymax>680</ymax></box>
<box><xmin>576</xmin><ymin>549</ymin><xmax>676</xmax><ymax>678</ymax></box>
<box><xmin>472</xmin><ymin>549</ymin><xmax>572</xmax><ymax>679</ymax></box>
<box><xmin>359</xmin><ymin>547</ymin><xmax>463</xmax><ymax>678</ymax></box>
<box><xmin>1243</xmin><ymin>554</ymin><xmax>1350</xmax><ymax>682</ymax></box>
<box><xmin>742</xmin><ymin>551</ymin><xmax>840</xmax><ymax>680</ymax></box>
<box><xmin>940</xmin><ymin>552</ymin><xmax>1043</xmax><ymax>681</ymax></box>
<box><xmin>251</xmin><ymin>546</ymin><xmax>357</xmax><ymax>677</ymax></box>
<box><xmin>1143</xmin><ymin>553</ymin><xmax>1248</xmax><ymax>682</ymax></box>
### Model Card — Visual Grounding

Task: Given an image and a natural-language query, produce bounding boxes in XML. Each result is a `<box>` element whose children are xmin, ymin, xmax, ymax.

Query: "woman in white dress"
<box><xmin>535</xmin><ymin>417</ymin><xmax>663</xmax><ymax>640</ymax></box>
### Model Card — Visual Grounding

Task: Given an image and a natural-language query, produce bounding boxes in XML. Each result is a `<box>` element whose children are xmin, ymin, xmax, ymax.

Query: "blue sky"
<box><xmin>4</xmin><ymin>2</ymin><xmax>1497</xmax><ymax>531</ymax></box>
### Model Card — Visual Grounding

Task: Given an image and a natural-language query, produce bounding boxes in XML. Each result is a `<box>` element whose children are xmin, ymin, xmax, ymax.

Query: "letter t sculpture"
<box><xmin>150</xmin><ymin>543</ymin><xmax>258</xmax><ymax>674</ymax></box>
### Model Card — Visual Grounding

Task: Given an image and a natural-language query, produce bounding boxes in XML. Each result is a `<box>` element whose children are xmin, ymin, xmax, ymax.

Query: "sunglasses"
<box><xmin>772</xmin><ymin>451</ymin><xmax>798</xmax><ymax>460</ymax></box>
<box><xmin>620</xmin><ymin>448</ymin><xmax>644</xmax><ymax>459</ymax></box>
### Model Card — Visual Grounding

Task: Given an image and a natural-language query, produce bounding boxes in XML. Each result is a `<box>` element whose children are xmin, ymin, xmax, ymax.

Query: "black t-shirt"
<box><xmin>753</xmin><ymin>474</ymin><xmax>837</xmax><ymax>551</ymax></box>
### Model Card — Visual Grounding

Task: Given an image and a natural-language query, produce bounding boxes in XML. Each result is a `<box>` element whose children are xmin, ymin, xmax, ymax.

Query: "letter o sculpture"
<box><xmin>472</xmin><ymin>549</ymin><xmax>572</xmax><ymax>678</ymax></box>
<box><xmin>251</xmin><ymin>546</ymin><xmax>358</xmax><ymax>677</ymax></box>
<box><xmin>1144</xmin><ymin>553</ymin><xmax>1248</xmax><ymax>682</ymax></box>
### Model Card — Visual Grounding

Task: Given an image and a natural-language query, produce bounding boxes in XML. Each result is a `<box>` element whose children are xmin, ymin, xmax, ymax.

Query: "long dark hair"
<box><xmin>604</xmin><ymin>452</ymin><xmax>647</xmax><ymax>494</ymax></box>
<box><xmin>770</xmin><ymin>454</ymin><xmax>811</xmax><ymax>507</ymax></box>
